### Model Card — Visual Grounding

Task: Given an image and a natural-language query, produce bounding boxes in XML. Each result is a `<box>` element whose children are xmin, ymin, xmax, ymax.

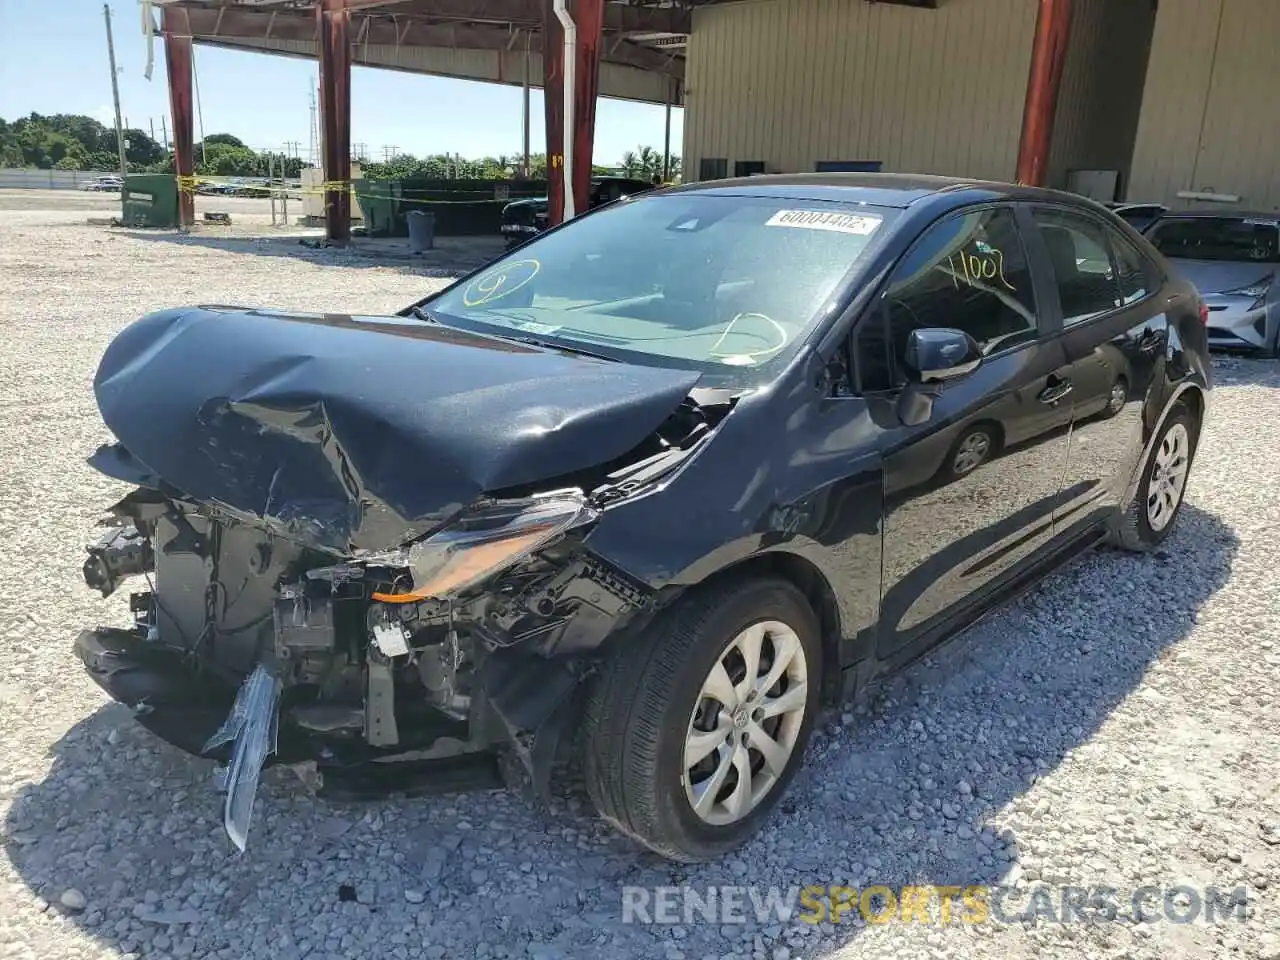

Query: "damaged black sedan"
<box><xmin>77</xmin><ymin>174</ymin><xmax>1210</xmax><ymax>861</ymax></box>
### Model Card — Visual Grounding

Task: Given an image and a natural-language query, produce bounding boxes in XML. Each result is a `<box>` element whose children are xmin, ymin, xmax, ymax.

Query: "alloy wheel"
<box><xmin>682</xmin><ymin>621</ymin><xmax>808</xmax><ymax>826</ymax></box>
<box><xmin>1108</xmin><ymin>380</ymin><xmax>1127</xmax><ymax>414</ymax></box>
<box><xmin>952</xmin><ymin>432</ymin><xmax>992</xmax><ymax>476</ymax></box>
<box><xmin>1147</xmin><ymin>422</ymin><xmax>1190</xmax><ymax>532</ymax></box>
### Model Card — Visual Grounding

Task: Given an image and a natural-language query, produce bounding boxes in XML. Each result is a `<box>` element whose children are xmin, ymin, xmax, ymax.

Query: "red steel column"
<box><xmin>1015</xmin><ymin>0</ymin><xmax>1073</xmax><ymax>186</ymax></box>
<box><xmin>318</xmin><ymin>0</ymin><xmax>353</xmax><ymax>245</ymax></box>
<box><xmin>161</xmin><ymin>6</ymin><xmax>195</xmax><ymax>228</ymax></box>
<box><xmin>542</xmin><ymin>0</ymin><xmax>604</xmax><ymax>225</ymax></box>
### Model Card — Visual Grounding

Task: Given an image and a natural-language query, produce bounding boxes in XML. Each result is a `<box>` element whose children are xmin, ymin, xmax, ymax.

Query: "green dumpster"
<box><xmin>354</xmin><ymin>179</ymin><xmax>403</xmax><ymax>237</ymax></box>
<box><xmin>121</xmin><ymin>174</ymin><xmax>180</xmax><ymax>228</ymax></box>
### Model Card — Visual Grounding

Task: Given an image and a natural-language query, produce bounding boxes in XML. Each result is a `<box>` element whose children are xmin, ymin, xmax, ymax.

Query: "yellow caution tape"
<box><xmin>167</xmin><ymin>173</ymin><xmax>524</xmax><ymax>205</ymax></box>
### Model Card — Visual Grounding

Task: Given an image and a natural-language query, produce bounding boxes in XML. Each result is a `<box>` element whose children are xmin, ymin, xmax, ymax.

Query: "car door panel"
<box><xmin>869</xmin><ymin>204</ymin><xmax>1072</xmax><ymax>665</ymax></box>
<box><xmin>1055</xmin><ymin>313</ymin><xmax>1166</xmax><ymax>532</ymax></box>
<box><xmin>876</xmin><ymin>339</ymin><xmax>1072</xmax><ymax>664</ymax></box>
<box><xmin>1024</xmin><ymin>207</ymin><xmax>1169</xmax><ymax>535</ymax></box>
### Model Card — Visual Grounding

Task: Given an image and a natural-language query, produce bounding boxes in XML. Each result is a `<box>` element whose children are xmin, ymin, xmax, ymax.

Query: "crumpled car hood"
<box><xmin>91</xmin><ymin>306</ymin><xmax>700</xmax><ymax>553</ymax></box>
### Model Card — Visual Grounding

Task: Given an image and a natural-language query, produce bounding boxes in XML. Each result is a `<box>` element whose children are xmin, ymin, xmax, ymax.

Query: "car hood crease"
<box><xmin>91</xmin><ymin>306</ymin><xmax>701</xmax><ymax>554</ymax></box>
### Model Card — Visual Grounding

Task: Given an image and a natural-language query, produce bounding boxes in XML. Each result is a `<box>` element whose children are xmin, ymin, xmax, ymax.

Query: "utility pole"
<box><xmin>103</xmin><ymin>4</ymin><xmax>128</xmax><ymax>180</ymax></box>
<box><xmin>521</xmin><ymin>30</ymin><xmax>531</xmax><ymax>178</ymax></box>
<box><xmin>308</xmin><ymin>85</ymin><xmax>320</xmax><ymax>169</ymax></box>
<box><xmin>161</xmin><ymin>115</ymin><xmax>168</xmax><ymax>152</ymax></box>
<box><xmin>192</xmin><ymin>48</ymin><xmax>207</xmax><ymax>165</ymax></box>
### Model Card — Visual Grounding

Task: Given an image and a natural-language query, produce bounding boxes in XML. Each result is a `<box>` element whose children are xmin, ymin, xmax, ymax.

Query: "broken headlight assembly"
<box><xmin>372</xmin><ymin>491</ymin><xmax>599</xmax><ymax>604</ymax></box>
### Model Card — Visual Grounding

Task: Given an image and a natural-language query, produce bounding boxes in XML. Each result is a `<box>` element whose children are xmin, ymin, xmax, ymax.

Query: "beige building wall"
<box><xmin>1046</xmin><ymin>0</ymin><xmax>1156</xmax><ymax>194</ymax></box>
<box><xmin>682</xmin><ymin>0</ymin><xmax>1038</xmax><ymax>182</ymax></box>
<box><xmin>1128</xmin><ymin>0</ymin><xmax>1280</xmax><ymax>210</ymax></box>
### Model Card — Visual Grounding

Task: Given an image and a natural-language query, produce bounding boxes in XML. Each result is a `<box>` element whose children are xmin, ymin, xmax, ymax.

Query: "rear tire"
<box><xmin>1115</xmin><ymin>402</ymin><xmax>1198</xmax><ymax>551</ymax></box>
<box><xmin>582</xmin><ymin>577</ymin><xmax>822</xmax><ymax>862</ymax></box>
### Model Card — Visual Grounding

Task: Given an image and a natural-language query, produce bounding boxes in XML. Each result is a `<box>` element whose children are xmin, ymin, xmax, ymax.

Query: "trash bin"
<box><xmin>406</xmin><ymin>209</ymin><xmax>436</xmax><ymax>252</ymax></box>
<box><xmin>353</xmin><ymin>179</ymin><xmax>401</xmax><ymax>237</ymax></box>
<box><xmin>121</xmin><ymin>174</ymin><xmax>180</xmax><ymax>228</ymax></box>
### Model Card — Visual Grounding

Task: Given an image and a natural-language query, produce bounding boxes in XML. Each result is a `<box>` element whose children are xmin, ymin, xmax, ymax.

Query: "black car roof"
<box><xmin>663</xmin><ymin>172</ymin><xmax>1091</xmax><ymax>210</ymax></box>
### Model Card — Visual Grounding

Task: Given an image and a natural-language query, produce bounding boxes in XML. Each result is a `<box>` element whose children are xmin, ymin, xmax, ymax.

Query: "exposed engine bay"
<box><xmin>77</xmin><ymin>387</ymin><xmax>729</xmax><ymax>851</ymax></box>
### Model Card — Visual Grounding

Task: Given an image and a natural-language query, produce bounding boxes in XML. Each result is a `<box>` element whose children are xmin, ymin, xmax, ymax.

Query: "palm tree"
<box><xmin>637</xmin><ymin>145</ymin><xmax>659</xmax><ymax>179</ymax></box>
<box><xmin>620</xmin><ymin>150</ymin><xmax>641</xmax><ymax>177</ymax></box>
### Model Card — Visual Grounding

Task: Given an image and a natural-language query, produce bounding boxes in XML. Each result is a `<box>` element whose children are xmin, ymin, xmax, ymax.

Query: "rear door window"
<box><xmin>1110</xmin><ymin>234</ymin><xmax>1152</xmax><ymax>305</ymax></box>
<box><xmin>1031</xmin><ymin>209</ymin><xmax>1122</xmax><ymax>326</ymax></box>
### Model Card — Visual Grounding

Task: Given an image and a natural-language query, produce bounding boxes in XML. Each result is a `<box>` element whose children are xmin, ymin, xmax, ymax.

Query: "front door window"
<box><xmin>883</xmin><ymin>207</ymin><xmax>1038</xmax><ymax>381</ymax></box>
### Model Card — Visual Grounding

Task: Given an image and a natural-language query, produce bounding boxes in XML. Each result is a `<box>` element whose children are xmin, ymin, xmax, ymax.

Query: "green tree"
<box><xmin>202</xmin><ymin>132</ymin><xmax>247</xmax><ymax>149</ymax></box>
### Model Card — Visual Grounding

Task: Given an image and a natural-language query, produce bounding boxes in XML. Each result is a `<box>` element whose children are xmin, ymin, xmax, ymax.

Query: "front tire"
<box><xmin>582</xmin><ymin>578</ymin><xmax>822</xmax><ymax>862</ymax></box>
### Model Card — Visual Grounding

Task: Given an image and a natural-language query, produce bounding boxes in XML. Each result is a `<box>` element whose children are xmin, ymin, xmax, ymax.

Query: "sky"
<box><xmin>0</xmin><ymin>1</ymin><xmax>685</xmax><ymax>165</ymax></box>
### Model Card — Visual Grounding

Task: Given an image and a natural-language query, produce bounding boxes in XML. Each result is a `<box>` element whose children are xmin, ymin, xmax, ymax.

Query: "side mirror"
<box><xmin>904</xmin><ymin>328</ymin><xmax>982</xmax><ymax>383</ymax></box>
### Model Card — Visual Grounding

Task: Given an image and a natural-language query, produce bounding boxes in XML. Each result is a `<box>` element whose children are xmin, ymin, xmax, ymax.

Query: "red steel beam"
<box><xmin>162</xmin><ymin>6</ymin><xmax>196</xmax><ymax>228</ymax></box>
<box><xmin>318</xmin><ymin>0</ymin><xmax>353</xmax><ymax>245</ymax></box>
<box><xmin>541</xmin><ymin>0</ymin><xmax>604</xmax><ymax>226</ymax></box>
<box><xmin>1016</xmin><ymin>0</ymin><xmax>1073</xmax><ymax>186</ymax></box>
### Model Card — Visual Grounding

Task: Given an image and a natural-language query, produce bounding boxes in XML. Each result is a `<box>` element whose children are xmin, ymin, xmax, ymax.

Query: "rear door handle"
<box><xmin>1037</xmin><ymin>378</ymin><xmax>1073</xmax><ymax>404</ymax></box>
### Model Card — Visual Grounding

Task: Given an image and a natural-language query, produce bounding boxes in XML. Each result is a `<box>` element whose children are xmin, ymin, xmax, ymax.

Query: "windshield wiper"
<box><xmin>409</xmin><ymin>304</ymin><xmax>440</xmax><ymax>324</ymax></box>
<box><xmin>503</xmin><ymin>335</ymin><xmax>620</xmax><ymax>363</ymax></box>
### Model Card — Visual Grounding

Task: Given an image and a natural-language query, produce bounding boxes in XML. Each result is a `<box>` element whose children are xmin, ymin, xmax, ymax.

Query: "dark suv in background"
<box><xmin>499</xmin><ymin>176</ymin><xmax>657</xmax><ymax>247</ymax></box>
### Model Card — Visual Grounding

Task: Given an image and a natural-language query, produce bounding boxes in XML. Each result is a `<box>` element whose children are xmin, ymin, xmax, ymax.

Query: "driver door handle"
<box><xmin>1037</xmin><ymin>377</ymin><xmax>1073</xmax><ymax>405</ymax></box>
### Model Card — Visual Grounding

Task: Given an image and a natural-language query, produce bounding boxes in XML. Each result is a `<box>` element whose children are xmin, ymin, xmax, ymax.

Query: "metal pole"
<box><xmin>318</xmin><ymin>0</ymin><xmax>353</xmax><ymax>246</ymax></box>
<box><xmin>269</xmin><ymin>152</ymin><xmax>278</xmax><ymax>225</ymax></box>
<box><xmin>103</xmin><ymin>4</ymin><xmax>129</xmax><ymax>181</ymax></box>
<box><xmin>663</xmin><ymin>96</ymin><xmax>672</xmax><ymax>183</ymax></box>
<box><xmin>162</xmin><ymin>5</ymin><xmax>196</xmax><ymax>228</ymax></box>
<box><xmin>281</xmin><ymin>155</ymin><xmax>289</xmax><ymax>225</ymax></box>
<box><xmin>161</xmin><ymin>114</ymin><xmax>168</xmax><ymax>151</ymax></box>
<box><xmin>192</xmin><ymin>48</ymin><xmax>207</xmax><ymax>166</ymax></box>
<box><xmin>1016</xmin><ymin>0</ymin><xmax>1073</xmax><ymax>186</ymax></box>
<box><xmin>522</xmin><ymin>30</ymin><xmax>531</xmax><ymax>178</ymax></box>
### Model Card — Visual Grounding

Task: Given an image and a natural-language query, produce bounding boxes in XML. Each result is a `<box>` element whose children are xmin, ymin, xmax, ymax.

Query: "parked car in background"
<box><xmin>81</xmin><ymin>175</ymin><xmax>123</xmax><ymax>192</ymax></box>
<box><xmin>1108</xmin><ymin>202</ymin><xmax>1168</xmax><ymax>233</ymax></box>
<box><xmin>1144</xmin><ymin>211</ymin><xmax>1279</xmax><ymax>357</ymax></box>
<box><xmin>76</xmin><ymin>174</ymin><xmax>1210</xmax><ymax>861</ymax></box>
<box><xmin>499</xmin><ymin>176</ymin><xmax>656</xmax><ymax>247</ymax></box>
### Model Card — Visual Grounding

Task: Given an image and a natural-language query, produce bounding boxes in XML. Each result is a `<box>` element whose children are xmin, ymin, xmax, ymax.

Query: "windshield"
<box><xmin>1146</xmin><ymin>216</ymin><xmax>1280</xmax><ymax>263</ymax></box>
<box><xmin>428</xmin><ymin>193</ymin><xmax>895</xmax><ymax>380</ymax></box>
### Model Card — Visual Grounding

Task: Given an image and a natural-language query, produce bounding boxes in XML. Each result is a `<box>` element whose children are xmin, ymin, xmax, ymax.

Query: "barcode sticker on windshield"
<box><xmin>765</xmin><ymin>210</ymin><xmax>882</xmax><ymax>235</ymax></box>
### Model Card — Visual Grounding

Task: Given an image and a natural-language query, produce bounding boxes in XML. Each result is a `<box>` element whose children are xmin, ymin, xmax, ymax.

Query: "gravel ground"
<box><xmin>0</xmin><ymin>190</ymin><xmax>1277</xmax><ymax>960</ymax></box>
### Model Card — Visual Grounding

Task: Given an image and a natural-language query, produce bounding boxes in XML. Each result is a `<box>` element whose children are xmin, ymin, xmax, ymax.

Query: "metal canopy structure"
<box><xmin>154</xmin><ymin>0</ymin><xmax>1074</xmax><ymax>246</ymax></box>
<box><xmin>161</xmin><ymin>0</ymin><xmax>714</xmax><ymax>105</ymax></box>
<box><xmin>155</xmin><ymin>0</ymin><xmax>722</xmax><ymax>244</ymax></box>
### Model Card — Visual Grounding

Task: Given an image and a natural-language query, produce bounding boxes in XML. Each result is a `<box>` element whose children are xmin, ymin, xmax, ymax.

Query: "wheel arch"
<box><xmin>1111</xmin><ymin>378</ymin><xmax>1208</xmax><ymax>550</ymax></box>
<box><xmin>669</xmin><ymin>549</ymin><xmax>846</xmax><ymax>703</ymax></box>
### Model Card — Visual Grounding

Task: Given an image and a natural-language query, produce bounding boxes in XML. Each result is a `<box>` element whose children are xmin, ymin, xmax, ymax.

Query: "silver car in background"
<box><xmin>1144</xmin><ymin>211</ymin><xmax>1280</xmax><ymax>357</ymax></box>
